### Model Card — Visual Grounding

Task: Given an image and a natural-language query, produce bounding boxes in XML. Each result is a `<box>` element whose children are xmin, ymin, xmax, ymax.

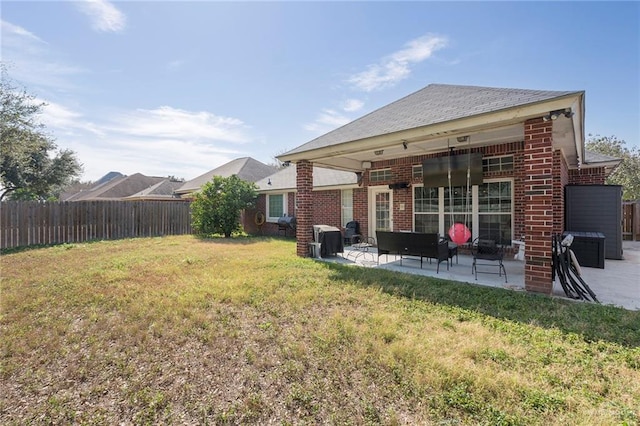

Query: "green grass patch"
<box><xmin>1</xmin><ymin>235</ymin><xmax>638</xmax><ymax>424</ymax></box>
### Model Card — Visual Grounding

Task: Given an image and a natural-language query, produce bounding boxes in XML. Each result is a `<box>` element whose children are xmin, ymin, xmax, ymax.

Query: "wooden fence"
<box><xmin>623</xmin><ymin>200</ymin><xmax>640</xmax><ymax>241</ymax></box>
<box><xmin>0</xmin><ymin>200</ymin><xmax>192</xmax><ymax>249</ymax></box>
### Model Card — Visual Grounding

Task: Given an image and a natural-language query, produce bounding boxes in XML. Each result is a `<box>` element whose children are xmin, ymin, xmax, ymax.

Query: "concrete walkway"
<box><xmin>319</xmin><ymin>241</ymin><xmax>640</xmax><ymax>311</ymax></box>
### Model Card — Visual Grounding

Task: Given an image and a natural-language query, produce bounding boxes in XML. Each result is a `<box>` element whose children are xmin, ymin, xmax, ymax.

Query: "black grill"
<box><xmin>277</xmin><ymin>216</ymin><xmax>296</xmax><ymax>236</ymax></box>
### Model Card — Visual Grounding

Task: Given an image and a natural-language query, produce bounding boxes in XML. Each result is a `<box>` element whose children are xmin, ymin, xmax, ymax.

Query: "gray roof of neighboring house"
<box><xmin>176</xmin><ymin>157</ymin><xmax>277</xmax><ymax>194</ymax></box>
<box><xmin>583</xmin><ymin>150</ymin><xmax>622</xmax><ymax>175</ymax></box>
<box><xmin>283</xmin><ymin>84</ymin><xmax>580</xmax><ymax>155</ymax></box>
<box><xmin>67</xmin><ymin>173</ymin><xmax>166</xmax><ymax>201</ymax></box>
<box><xmin>255</xmin><ymin>166</ymin><xmax>357</xmax><ymax>191</ymax></box>
<box><xmin>124</xmin><ymin>179</ymin><xmax>184</xmax><ymax>200</ymax></box>
<box><xmin>584</xmin><ymin>150</ymin><xmax>621</xmax><ymax>164</ymax></box>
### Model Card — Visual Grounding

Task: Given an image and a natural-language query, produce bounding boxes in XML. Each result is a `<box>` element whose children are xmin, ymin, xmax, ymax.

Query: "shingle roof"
<box><xmin>177</xmin><ymin>157</ymin><xmax>277</xmax><ymax>194</ymax></box>
<box><xmin>584</xmin><ymin>150</ymin><xmax>621</xmax><ymax>164</ymax></box>
<box><xmin>284</xmin><ymin>84</ymin><xmax>580</xmax><ymax>155</ymax></box>
<box><xmin>583</xmin><ymin>150</ymin><xmax>622</xmax><ymax>176</ymax></box>
<box><xmin>125</xmin><ymin>180</ymin><xmax>184</xmax><ymax>200</ymax></box>
<box><xmin>69</xmin><ymin>173</ymin><xmax>166</xmax><ymax>201</ymax></box>
<box><xmin>255</xmin><ymin>166</ymin><xmax>357</xmax><ymax>191</ymax></box>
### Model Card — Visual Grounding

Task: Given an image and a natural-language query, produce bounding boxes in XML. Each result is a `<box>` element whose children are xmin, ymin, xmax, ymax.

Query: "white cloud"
<box><xmin>1</xmin><ymin>20</ymin><xmax>86</xmax><ymax>92</ymax></box>
<box><xmin>75</xmin><ymin>0</ymin><xmax>126</xmax><ymax>33</ymax></box>
<box><xmin>303</xmin><ymin>109</ymin><xmax>351</xmax><ymax>133</ymax></box>
<box><xmin>111</xmin><ymin>106</ymin><xmax>250</xmax><ymax>143</ymax></box>
<box><xmin>38</xmin><ymin>102</ymin><xmax>254</xmax><ymax>181</ymax></box>
<box><xmin>39</xmin><ymin>99</ymin><xmax>105</xmax><ymax>137</ymax></box>
<box><xmin>1</xmin><ymin>20</ymin><xmax>45</xmax><ymax>44</ymax></box>
<box><xmin>342</xmin><ymin>98</ymin><xmax>364</xmax><ymax>112</ymax></box>
<box><xmin>348</xmin><ymin>34</ymin><xmax>448</xmax><ymax>92</ymax></box>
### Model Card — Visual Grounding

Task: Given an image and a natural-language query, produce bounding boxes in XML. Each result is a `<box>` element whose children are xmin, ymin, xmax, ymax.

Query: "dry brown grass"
<box><xmin>1</xmin><ymin>235</ymin><xmax>639</xmax><ymax>425</ymax></box>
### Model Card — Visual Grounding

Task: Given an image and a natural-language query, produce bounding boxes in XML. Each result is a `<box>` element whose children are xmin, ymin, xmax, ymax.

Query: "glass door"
<box><xmin>369</xmin><ymin>187</ymin><xmax>393</xmax><ymax>238</ymax></box>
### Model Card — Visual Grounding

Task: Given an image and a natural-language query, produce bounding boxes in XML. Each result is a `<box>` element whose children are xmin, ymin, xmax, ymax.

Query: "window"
<box><xmin>412</xmin><ymin>165</ymin><xmax>423</xmax><ymax>179</ymax></box>
<box><xmin>370</xmin><ymin>169</ymin><xmax>392</xmax><ymax>182</ymax></box>
<box><xmin>266</xmin><ymin>193</ymin><xmax>287</xmax><ymax>221</ymax></box>
<box><xmin>444</xmin><ymin>186</ymin><xmax>473</xmax><ymax>236</ymax></box>
<box><xmin>411</xmin><ymin>180</ymin><xmax>513</xmax><ymax>245</ymax></box>
<box><xmin>414</xmin><ymin>186</ymin><xmax>439</xmax><ymax>233</ymax></box>
<box><xmin>341</xmin><ymin>189</ymin><xmax>353</xmax><ymax>227</ymax></box>
<box><xmin>478</xmin><ymin>181</ymin><xmax>512</xmax><ymax>244</ymax></box>
<box><xmin>482</xmin><ymin>156</ymin><xmax>514</xmax><ymax>172</ymax></box>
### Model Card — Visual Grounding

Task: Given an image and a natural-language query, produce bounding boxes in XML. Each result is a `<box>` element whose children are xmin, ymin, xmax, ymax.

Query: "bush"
<box><xmin>191</xmin><ymin>175</ymin><xmax>257</xmax><ymax>237</ymax></box>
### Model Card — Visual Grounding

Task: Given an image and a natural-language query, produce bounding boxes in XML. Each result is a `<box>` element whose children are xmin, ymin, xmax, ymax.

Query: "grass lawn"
<box><xmin>1</xmin><ymin>235</ymin><xmax>639</xmax><ymax>425</ymax></box>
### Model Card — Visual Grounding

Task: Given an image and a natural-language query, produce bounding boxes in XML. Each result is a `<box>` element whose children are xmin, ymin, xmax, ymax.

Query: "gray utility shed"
<box><xmin>565</xmin><ymin>185</ymin><xmax>623</xmax><ymax>260</ymax></box>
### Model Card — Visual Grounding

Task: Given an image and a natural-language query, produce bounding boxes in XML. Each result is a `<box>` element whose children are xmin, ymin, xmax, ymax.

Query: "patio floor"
<box><xmin>317</xmin><ymin>240</ymin><xmax>640</xmax><ymax>311</ymax></box>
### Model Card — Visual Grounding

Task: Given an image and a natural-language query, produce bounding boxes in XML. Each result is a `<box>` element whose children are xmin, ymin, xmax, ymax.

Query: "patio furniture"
<box><xmin>562</xmin><ymin>231</ymin><xmax>605</xmax><ymax>269</ymax></box>
<box><xmin>376</xmin><ymin>231</ymin><xmax>449</xmax><ymax>272</ymax></box>
<box><xmin>344</xmin><ymin>220</ymin><xmax>361</xmax><ymax>245</ymax></box>
<box><xmin>440</xmin><ymin>235</ymin><xmax>458</xmax><ymax>266</ymax></box>
<box><xmin>471</xmin><ymin>237</ymin><xmax>507</xmax><ymax>283</ymax></box>
<box><xmin>312</xmin><ymin>225</ymin><xmax>344</xmax><ymax>257</ymax></box>
<box><xmin>346</xmin><ymin>236</ymin><xmax>376</xmax><ymax>262</ymax></box>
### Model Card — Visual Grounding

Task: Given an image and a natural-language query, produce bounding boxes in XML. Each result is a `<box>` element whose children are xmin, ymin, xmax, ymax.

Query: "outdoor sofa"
<box><xmin>376</xmin><ymin>231</ymin><xmax>450</xmax><ymax>272</ymax></box>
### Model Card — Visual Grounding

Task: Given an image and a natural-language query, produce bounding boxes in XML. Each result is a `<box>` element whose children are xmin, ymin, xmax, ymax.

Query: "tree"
<box><xmin>586</xmin><ymin>134</ymin><xmax>640</xmax><ymax>200</ymax></box>
<box><xmin>190</xmin><ymin>175</ymin><xmax>258</xmax><ymax>238</ymax></box>
<box><xmin>0</xmin><ymin>66</ymin><xmax>83</xmax><ymax>200</ymax></box>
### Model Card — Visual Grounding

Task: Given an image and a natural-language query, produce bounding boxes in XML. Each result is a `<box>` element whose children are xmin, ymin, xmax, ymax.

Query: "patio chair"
<box><xmin>440</xmin><ymin>235</ymin><xmax>458</xmax><ymax>266</ymax></box>
<box><xmin>471</xmin><ymin>236</ymin><xmax>507</xmax><ymax>283</ymax></box>
<box><xmin>344</xmin><ymin>220</ymin><xmax>361</xmax><ymax>245</ymax></box>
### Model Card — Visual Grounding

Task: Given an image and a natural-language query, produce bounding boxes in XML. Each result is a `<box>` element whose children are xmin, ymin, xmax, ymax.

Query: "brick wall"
<box><xmin>312</xmin><ymin>190</ymin><xmax>342</xmax><ymax>229</ymax></box>
<box><xmin>523</xmin><ymin>118</ymin><xmax>554</xmax><ymax>294</ymax></box>
<box><xmin>244</xmin><ymin>194</ymin><xmax>296</xmax><ymax>237</ymax></box>
<box><xmin>568</xmin><ymin>167</ymin><xmax>606</xmax><ymax>184</ymax></box>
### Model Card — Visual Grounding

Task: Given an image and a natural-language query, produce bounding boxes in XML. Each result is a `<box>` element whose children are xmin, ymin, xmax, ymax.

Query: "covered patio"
<box><xmin>318</xmin><ymin>240</ymin><xmax>640</xmax><ymax>311</ymax></box>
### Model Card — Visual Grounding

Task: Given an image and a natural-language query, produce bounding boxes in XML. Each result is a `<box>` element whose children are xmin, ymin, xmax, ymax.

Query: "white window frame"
<box><xmin>412</xmin><ymin>184</ymin><xmax>440</xmax><ymax>234</ymax></box>
<box><xmin>266</xmin><ymin>193</ymin><xmax>288</xmax><ymax>222</ymax></box>
<box><xmin>482</xmin><ymin>155</ymin><xmax>514</xmax><ymax>173</ymax></box>
<box><xmin>412</xmin><ymin>165</ymin><xmax>423</xmax><ymax>179</ymax></box>
<box><xmin>341</xmin><ymin>189</ymin><xmax>353</xmax><ymax>227</ymax></box>
<box><xmin>476</xmin><ymin>178</ymin><xmax>514</xmax><ymax>244</ymax></box>
<box><xmin>411</xmin><ymin>178</ymin><xmax>514</xmax><ymax>244</ymax></box>
<box><xmin>370</xmin><ymin>168</ymin><xmax>392</xmax><ymax>183</ymax></box>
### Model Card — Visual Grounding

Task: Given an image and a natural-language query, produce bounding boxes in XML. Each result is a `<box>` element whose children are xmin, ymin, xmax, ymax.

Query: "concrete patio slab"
<box><xmin>317</xmin><ymin>241</ymin><xmax>640</xmax><ymax>311</ymax></box>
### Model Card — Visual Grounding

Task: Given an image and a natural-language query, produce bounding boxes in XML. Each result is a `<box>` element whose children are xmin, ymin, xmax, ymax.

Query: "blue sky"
<box><xmin>2</xmin><ymin>1</ymin><xmax>638</xmax><ymax>182</ymax></box>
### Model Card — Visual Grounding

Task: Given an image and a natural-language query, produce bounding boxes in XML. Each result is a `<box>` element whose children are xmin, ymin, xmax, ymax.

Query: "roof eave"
<box><xmin>278</xmin><ymin>92</ymin><xmax>584</xmax><ymax>165</ymax></box>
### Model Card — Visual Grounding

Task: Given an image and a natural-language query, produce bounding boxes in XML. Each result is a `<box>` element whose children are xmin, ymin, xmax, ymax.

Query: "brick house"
<box><xmin>272</xmin><ymin>83</ymin><xmax>620</xmax><ymax>295</ymax></box>
<box><xmin>245</xmin><ymin>165</ymin><xmax>357</xmax><ymax>236</ymax></box>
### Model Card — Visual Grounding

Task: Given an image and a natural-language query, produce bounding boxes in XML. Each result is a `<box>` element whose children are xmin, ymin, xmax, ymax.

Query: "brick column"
<box><xmin>552</xmin><ymin>151</ymin><xmax>568</xmax><ymax>234</ymax></box>
<box><xmin>523</xmin><ymin>118</ymin><xmax>554</xmax><ymax>294</ymax></box>
<box><xmin>296</xmin><ymin>160</ymin><xmax>313</xmax><ymax>257</ymax></box>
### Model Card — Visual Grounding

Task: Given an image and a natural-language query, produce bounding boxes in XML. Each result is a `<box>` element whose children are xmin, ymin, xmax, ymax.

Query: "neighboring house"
<box><xmin>63</xmin><ymin>173</ymin><xmax>178</xmax><ymax>201</ymax></box>
<box><xmin>175</xmin><ymin>157</ymin><xmax>277</xmax><ymax>198</ymax></box>
<box><xmin>276</xmin><ymin>83</ymin><xmax>622</xmax><ymax>295</ymax></box>
<box><xmin>244</xmin><ymin>166</ymin><xmax>358</xmax><ymax>235</ymax></box>
<box><xmin>124</xmin><ymin>179</ymin><xmax>185</xmax><ymax>201</ymax></box>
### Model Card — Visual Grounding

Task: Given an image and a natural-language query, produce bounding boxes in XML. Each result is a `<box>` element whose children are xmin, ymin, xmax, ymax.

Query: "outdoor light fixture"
<box><xmin>402</xmin><ymin>140</ymin><xmax>408</xmax><ymax>150</ymax></box>
<box><xmin>374</xmin><ymin>149</ymin><xmax>384</xmax><ymax>156</ymax></box>
<box><xmin>543</xmin><ymin>109</ymin><xmax>573</xmax><ymax>122</ymax></box>
<box><xmin>283</xmin><ymin>160</ymin><xmax>291</xmax><ymax>167</ymax></box>
<box><xmin>456</xmin><ymin>135</ymin><xmax>469</xmax><ymax>143</ymax></box>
